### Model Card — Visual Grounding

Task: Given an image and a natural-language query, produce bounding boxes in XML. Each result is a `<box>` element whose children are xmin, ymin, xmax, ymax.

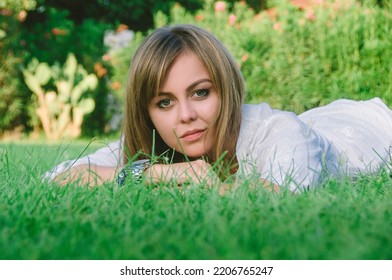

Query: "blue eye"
<box><xmin>157</xmin><ymin>98</ymin><xmax>172</xmax><ymax>108</ymax></box>
<box><xmin>194</xmin><ymin>89</ymin><xmax>209</xmax><ymax>98</ymax></box>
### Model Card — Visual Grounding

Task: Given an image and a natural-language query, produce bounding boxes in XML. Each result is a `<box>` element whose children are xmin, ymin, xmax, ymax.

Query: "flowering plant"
<box><xmin>111</xmin><ymin>0</ymin><xmax>392</xmax><ymax>114</ymax></box>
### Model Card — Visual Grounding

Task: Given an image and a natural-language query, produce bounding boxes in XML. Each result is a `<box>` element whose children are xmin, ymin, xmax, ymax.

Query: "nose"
<box><xmin>178</xmin><ymin>100</ymin><xmax>197</xmax><ymax>123</ymax></box>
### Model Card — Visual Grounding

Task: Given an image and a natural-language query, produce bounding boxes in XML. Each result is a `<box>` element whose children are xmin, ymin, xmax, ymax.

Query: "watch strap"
<box><xmin>116</xmin><ymin>159</ymin><xmax>150</xmax><ymax>186</ymax></box>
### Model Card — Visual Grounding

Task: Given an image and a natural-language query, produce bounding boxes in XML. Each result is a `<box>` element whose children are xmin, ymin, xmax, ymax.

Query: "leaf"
<box><xmin>35</xmin><ymin>63</ymin><xmax>51</xmax><ymax>85</ymax></box>
<box><xmin>56</xmin><ymin>80</ymin><xmax>71</xmax><ymax>102</ymax></box>
<box><xmin>23</xmin><ymin>71</ymin><xmax>42</xmax><ymax>95</ymax></box>
<box><xmin>0</xmin><ymin>29</ymin><xmax>6</xmax><ymax>39</ymax></box>
<box><xmin>64</xmin><ymin>53</ymin><xmax>77</xmax><ymax>80</ymax></box>
<box><xmin>45</xmin><ymin>91</ymin><xmax>61</xmax><ymax>115</ymax></box>
<box><xmin>76</xmin><ymin>98</ymin><xmax>95</xmax><ymax>114</ymax></box>
<box><xmin>71</xmin><ymin>74</ymin><xmax>98</xmax><ymax>104</ymax></box>
<box><xmin>85</xmin><ymin>74</ymin><xmax>98</xmax><ymax>90</ymax></box>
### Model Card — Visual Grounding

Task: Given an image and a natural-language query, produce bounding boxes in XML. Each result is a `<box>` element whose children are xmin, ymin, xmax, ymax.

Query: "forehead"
<box><xmin>159</xmin><ymin>50</ymin><xmax>211</xmax><ymax>92</ymax></box>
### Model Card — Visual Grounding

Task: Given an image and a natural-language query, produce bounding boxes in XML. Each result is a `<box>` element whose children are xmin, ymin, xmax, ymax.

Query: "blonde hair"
<box><xmin>123</xmin><ymin>24</ymin><xmax>245</xmax><ymax>170</ymax></box>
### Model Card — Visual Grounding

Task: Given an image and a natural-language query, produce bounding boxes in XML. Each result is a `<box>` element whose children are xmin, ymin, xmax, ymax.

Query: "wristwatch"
<box><xmin>116</xmin><ymin>159</ymin><xmax>151</xmax><ymax>186</ymax></box>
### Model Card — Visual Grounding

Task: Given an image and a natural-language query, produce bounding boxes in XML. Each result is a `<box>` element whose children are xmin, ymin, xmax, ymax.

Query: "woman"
<box><xmin>45</xmin><ymin>24</ymin><xmax>392</xmax><ymax>192</ymax></box>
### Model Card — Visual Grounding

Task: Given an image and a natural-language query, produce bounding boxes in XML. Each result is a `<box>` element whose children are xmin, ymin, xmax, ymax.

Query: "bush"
<box><xmin>41</xmin><ymin>0</ymin><xmax>203</xmax><ymax>32</ymax></box>
<box><xmin>0</xmin><ymin>0</ymin><xmax>36</xmax><ymax>134</ymax></box>
<box><xmin>110</xmin><ymin>0</ymin><xmax>392</xmax><ymax>114</ymax></box>
<box><xmin>0</xmin><ymin>55</ymin><xmax>24</xmax><ymax>133</ymax></box>
<box><xmin>19</xmin><ymin>6</ymin><xmax>113</xmax><ymax>136</ymax></box>
<box><xmin>2</xmin><ymin>0</ymin><xmax>392</xmax><ymax>138</ymax></box>
<box><xmin>245</xmin><ymin>0</ymin><xmax>392</xmax><ymax>112</ymax></box>
<box><xmin>22</xmin><ymin>54</ymin><xmax>98</xmax><ymax>140</ymax></box>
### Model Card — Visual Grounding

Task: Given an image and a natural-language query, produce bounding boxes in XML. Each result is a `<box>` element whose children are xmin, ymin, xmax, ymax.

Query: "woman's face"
<box><xmin>148</xmin><ymin>50</ymin><xmax>220</xmax><ymax>158</ymax></box>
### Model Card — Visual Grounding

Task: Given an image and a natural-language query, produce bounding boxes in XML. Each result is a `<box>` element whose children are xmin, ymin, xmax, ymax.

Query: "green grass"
<box><xmin>1</xmin><ymin>141</ymin><xmax>392</xmax><ymax>260</ymax></box>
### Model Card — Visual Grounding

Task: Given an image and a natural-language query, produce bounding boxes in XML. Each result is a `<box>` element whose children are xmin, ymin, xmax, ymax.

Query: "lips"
<box><xmin>180</xmin><ymin>129</ymin><xmax>206</xmax><ymax>142</ymax></box>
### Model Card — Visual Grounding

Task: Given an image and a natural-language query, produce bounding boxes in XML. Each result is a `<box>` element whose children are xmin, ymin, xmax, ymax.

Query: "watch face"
<box><xmin>117</xmin><ymin>159</ymin><xmax>150</xmax><ymax>186</ymax></box>
<box><xmin>116</xmin><ymin>169</ymin><xmax>127</xmax><ymax>186</ymax></box>
<box><xmin>132</xmin><ymin>159</ymin><xmax>150</xmax><ymax>168</ymax></box>
<box><xmin>131</xmin><ymin>159</ymin><xmax>150</xmax><ymax>182</ymax></box>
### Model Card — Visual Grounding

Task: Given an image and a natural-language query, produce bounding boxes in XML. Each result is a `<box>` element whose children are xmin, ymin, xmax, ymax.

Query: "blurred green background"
<box><xmin>1</xmin><ymin>0</ymin><xmax>391</xmax><ymax>141</ymax></box>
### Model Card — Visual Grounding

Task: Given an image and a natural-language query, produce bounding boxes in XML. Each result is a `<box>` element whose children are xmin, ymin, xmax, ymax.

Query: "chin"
<box><xmin>176</xmin><ymin>143</ymin><xmax>213</xmax><ymax>160</ymax></box>
<box><xmin>180</xmin><ymin>150</ymin><xmax>208</xmax><ymax>159</ymax></box>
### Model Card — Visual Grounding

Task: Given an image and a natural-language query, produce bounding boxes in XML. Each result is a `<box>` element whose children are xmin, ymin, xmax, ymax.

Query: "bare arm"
<box><xmin>52</xmin><ymin>159</ymin><xmax>214</xmax><ymax>187</ymax></box>
<box><xmin>54</xmin><ymin>159</ymin><xmax>279</xmax><ymax>194</ymax></box>
<box><xmin>48</xmin><ymin>140</ymin><xmax>122</xmax><ymax>186</ymax></box>
<box><xmin>145</xmin><ymin>159</ymin><xmax>279</xmax><ymax>194</ymax></box>
<box><xmin>145</xmin><ymin>159</ymin><xmax>218</xmax><ymax>185</ymax></box>
<box><xmin>54</xmin><ymin>164</ymin><xmax>118</xmax><ymax>186</ymax></box>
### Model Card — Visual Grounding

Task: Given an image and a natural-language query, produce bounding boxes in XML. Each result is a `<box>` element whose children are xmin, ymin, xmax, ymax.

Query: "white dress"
<box><xmin>44</xmin><ymin>98</ymin><xmax>392</xmax><ymax>191</ymax></box>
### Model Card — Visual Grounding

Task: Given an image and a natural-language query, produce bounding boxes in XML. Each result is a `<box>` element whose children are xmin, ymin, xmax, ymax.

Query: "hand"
<box><xmin>145</xmin><ymin>159</ymin><xmax>221</xmax><ymax>187</ymax></box>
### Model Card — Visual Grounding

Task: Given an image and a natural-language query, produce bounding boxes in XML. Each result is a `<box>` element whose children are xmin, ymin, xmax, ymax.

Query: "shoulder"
<box><xmin>237</xmin><ymin>103</ymin><xmax>330</xmax><ymax>191</ymax></box>
<box><xmin>299</xmin><ymin>97</ymin><xmax>390</xmax><ymax>119</ymax></box>
<box><xmin>240</xmin><ymin>103</ymin><xmax>308</xmax><ymax>137</ymax></box>
<box><xmin>237</xmin><ymin>103</ymin><xmax>319</xmax><ymax>161</ymax></box>
<box><xmin>298</xmin><ymin>97</ymin><xmax>392</xmax><ymax>140</ymax></box>
<box><xmin>298</xmin><ymin>98</ymin><xmax>392</xmax><ymax>170</ymax></box>
<box><xmin>242</xmin><ymin>103</ymin><xmax>274</xmax><ymax>120</ymax></box>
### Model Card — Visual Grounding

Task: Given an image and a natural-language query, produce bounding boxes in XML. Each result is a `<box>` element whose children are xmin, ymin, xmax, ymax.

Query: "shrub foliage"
<box><xmin>111</xmin><ymin>0</ymin><xmax>392</xmax><ymax>114</ymax></box>
<box><xmin>1</xmin><ymin>0</ymin><xmax>392</xmax><ymax>138</ymax></box>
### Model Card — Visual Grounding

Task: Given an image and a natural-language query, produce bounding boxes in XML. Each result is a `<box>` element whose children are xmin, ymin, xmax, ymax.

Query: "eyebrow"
<box><xmin>158</xmin><ymin>78</ymin><xmax>212</xmax><ymax>96</ymax></box>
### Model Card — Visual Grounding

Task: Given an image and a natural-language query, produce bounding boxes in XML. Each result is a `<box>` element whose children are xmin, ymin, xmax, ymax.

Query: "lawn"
<box><xmin>0</xmin><ymin>140</ymin><xmax>391</xmax><ymax>259</ymax></box>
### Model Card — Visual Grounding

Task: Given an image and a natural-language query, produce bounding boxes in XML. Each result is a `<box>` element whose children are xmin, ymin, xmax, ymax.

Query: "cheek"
<box><xmin>150</xmin><ymin>112</ymin><xmax>164</xmax><ymax>132</ymax></box>
<box><xmin>204</xmin><ymin>95</ymin><xmax>220</xmax><ymax>124</ymax></box>
<box><xmin>149</xmin><ymin>111</ymin><xmax>176</xmax><ymax>143</ymax></box>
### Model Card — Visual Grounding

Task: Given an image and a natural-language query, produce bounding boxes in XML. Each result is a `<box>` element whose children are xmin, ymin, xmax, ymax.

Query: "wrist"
<box><xmin>144</xmin><ymin>163</ymin><xmax>167</xmax><ymax>184</ymax></box>
<box><xmin>116</xmin><ymin>159</ymin><xmax>151</xmax><ymax>186</ymax></box>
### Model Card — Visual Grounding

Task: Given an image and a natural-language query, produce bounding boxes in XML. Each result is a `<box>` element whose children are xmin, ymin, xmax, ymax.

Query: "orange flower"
<box><xmin>241</xmin><ymin>54</ymin><xmax>249</xmax><ymax>62</ymax></box>
<box><xmin>17</xmin><ymin>10</ymin><xmax>27</xmax><ymax>22</ymax></box>
<box><xmin>117</xmin><ymin>24</ymin><xmax>128</xmax><ymax>33</ymax></box>
<box><xmin>195</xmin><ymin>14</ymin><xmax>204</xmax><ymax>22</ymax></box>
<box><xmin>273</xmin><ymin>22</ymin><xmax>281</xmax><ymax>31</ymax></box>
<box><xmin>111</xmin><ymin>81</ymin><xmax>121</xmax><ymax>90</ymax></box>
<box><xmin>94</xmin><ymin>62</ymin><xmax>108</xmax><ymax>78</ymax></box>
<box><xmin>305</xmin><ymin>9</ymin><xmax>316</xmax><ymax>21</ymax></box>
<box><xmin>102</xmin><ymin>54</ymin><xmax>111</xmax><ymax>62</ymax></box>
<box><xmin>0</xmin><ymin>9</ymin><xmax>12</xmax><ymax>16</ymax></box>
<box><xmin>215</xmin><ymin>1</ymin><xmax>226</xmax><ymax>13</ymax></box>
<box><xmin>228</xmin><ymin>14</ymin><xmax>236</xmax><ymax>26</ymax></box>
<box><xmin>52</xmin><ymin>28</ymin><xmax>67</xmax><ymax>36</ymax></box>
